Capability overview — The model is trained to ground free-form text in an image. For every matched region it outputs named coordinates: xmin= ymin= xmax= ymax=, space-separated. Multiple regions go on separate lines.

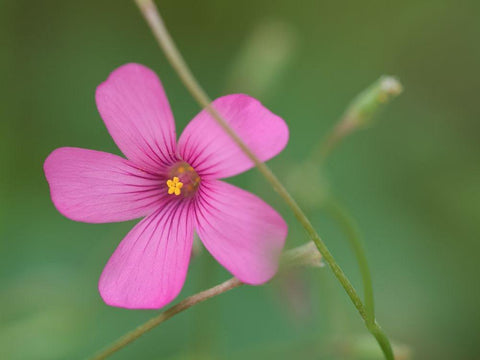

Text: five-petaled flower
xmin=44 ymin=64 xmax=289 ymax=309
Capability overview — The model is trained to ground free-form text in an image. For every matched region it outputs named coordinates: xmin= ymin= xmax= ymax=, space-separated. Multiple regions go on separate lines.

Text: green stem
xmin=89 ymin=278 xmax=243 ymax=360
xmin=133 ymin=1 xmax=394 ymax=359
xmin=325 ymin=199 xmax=375 ymax=324
xmin=312 ymin=76 xmax=403 ymax=164
xmin=370 ymin=321 xmax=395 ymax=360
xmin=325 ymin=201 xmax=395 ymax=357
xmin=314 ymin=116 xmax=356 ymax=164
xmin=89 ymin=243 xmax=321 ymax=360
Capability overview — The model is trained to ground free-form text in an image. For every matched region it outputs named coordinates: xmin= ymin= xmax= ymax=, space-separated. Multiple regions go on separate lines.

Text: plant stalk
xmin=89 ymin=278 xmax=242 ymax=360
xmin=325 ymin=200 xmax=375 ymax=324
xmin=89 ymin=243 xmax=321 ymax=360
xmin=132 ymin=1 xmax=394 ymax=359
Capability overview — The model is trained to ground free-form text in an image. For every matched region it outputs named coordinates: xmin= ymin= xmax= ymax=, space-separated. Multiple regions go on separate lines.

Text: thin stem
xmin=89 ymin=243 xmax=321 ymax=360
xmin=325 ymin=199 xmax=375 ymax=324
xmin=312 ymin=76 xmax=403 ymax=164
xmin=134 ymin=1 xmax=394 ymax=359
xmin=315 ymin=116 xmax=356 ymax=164
xmin=325 ymin=201 xmax=395 ymax=357
xmin=370 ymin=321 xmax=396 ymax=360
xmin=89 ymin=278 xmax=243 ymax=360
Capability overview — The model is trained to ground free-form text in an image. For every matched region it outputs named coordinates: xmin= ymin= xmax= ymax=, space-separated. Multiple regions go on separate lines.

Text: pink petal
xmin=96 ymin=63 xmax=177 ymax=171
xmin=44 ymin=147 xmax=165 ymax=223
xmin=178 ymin=94 xmax=289 ymax=179
xmin=99 ymin=199 xmax=195 ymax=309
xmin=194 ymin=180 xmax=287 ymax=284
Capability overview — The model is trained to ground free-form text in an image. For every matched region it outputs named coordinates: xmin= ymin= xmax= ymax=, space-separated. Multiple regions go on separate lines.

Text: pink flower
xmin=44 ymin=64 xmax=288 ymax=309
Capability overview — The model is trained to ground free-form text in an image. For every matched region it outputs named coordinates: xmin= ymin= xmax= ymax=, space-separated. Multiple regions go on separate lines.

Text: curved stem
xmin=89 ymin=278 xmax=243 ymax=360
xmin=326 ymin=201 xmax=395 ymax=357
xmin=133 ymin=1 xmax=394 ymax=359
xmin=325 ymin=199 xmax=375 ymax=324
xmin=370 ymin=321 xmax=396 ymax=359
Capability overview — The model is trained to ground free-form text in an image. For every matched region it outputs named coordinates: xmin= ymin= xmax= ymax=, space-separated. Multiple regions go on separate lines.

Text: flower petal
xmin=99 ymin=199 xmax=195 ymax=309
xmin=96 ymin=63 xmax=177 ymax=171
xmin=44 ymin=147 xmax=165 ymax=223
xmin=194 ymin=180 xmax=287 ymax=284
xmin=178 ymin=94 xmax=289 ymax=179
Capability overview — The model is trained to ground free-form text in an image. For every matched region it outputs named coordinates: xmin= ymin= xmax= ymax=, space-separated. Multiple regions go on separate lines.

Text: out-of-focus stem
xmin=133 ymin=1 xmax=394 ymax=359
xmin=314 ymin=76 xmax=403 ymax=163
xmin=325 ymin=200 xmax=375 ymax=324
xmin=89 ymin=243 xmax=321 ymax=360
xmin=89 ymin=277 xmax=243 ymax=360
xmin=324 ymin=202 xmax=398 ymax=357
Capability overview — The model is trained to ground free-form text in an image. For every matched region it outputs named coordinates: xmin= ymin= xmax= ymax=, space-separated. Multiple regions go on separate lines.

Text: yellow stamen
xmin=166 ymin=176 xmax=183 ymax=196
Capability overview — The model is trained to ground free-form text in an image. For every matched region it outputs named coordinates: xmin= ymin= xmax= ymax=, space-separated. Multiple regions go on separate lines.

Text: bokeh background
xmin=1 ymin=0 xmax=479 ymax=359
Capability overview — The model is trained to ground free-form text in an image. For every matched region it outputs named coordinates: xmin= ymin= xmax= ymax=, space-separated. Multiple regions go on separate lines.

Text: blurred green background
xmin=1 ymin=0 xmax=479 ymax=359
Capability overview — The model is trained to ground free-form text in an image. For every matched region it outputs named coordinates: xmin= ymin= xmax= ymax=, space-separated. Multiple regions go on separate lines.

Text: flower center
xmin=166 ymin=177 xmax=183 ymax=196
xmin=166 ymin=162 xmax=200 ymax=197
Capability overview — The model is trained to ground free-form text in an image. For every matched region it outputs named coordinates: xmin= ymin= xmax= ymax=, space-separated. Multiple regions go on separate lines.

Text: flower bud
xmin=343 ymin=76 xmax=403 ymax=130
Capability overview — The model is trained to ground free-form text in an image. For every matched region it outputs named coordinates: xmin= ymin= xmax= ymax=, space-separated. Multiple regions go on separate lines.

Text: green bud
xmin=344 ymin=76 xmax=403 ymax=129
